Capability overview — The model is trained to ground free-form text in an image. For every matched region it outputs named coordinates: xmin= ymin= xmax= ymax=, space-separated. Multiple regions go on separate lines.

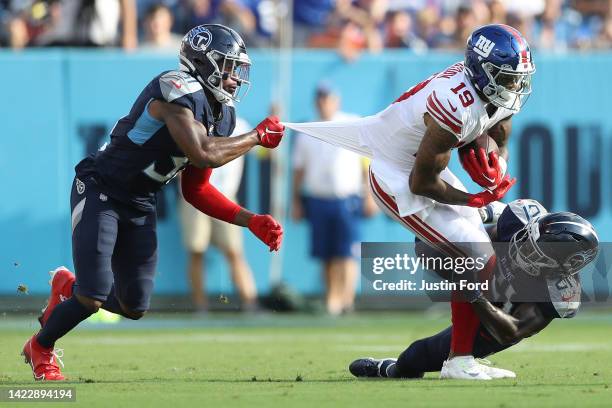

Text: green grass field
xmin=1 ymin=311 xmax=611 ymax=408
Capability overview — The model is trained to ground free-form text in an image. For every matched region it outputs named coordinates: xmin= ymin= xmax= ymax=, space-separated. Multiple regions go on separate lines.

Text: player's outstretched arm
xmin=149 ymin=100 xmax=284 ymax=168
xmin=410 ymin=114 xmax=515 ymax=207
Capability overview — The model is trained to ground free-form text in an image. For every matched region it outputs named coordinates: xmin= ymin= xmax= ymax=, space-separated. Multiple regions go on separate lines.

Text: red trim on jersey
xmin=426 ymin=93 xmax=461 ymax=135
xmin=394 ymin=77 xmax=434 ymax=103
xmin=368 ymin=169 xmax=466 ymax=258
xmin=432 ymin=91 xmax=462 ymax=125
xmin=181 ymin=165 xmax=242 ymax=223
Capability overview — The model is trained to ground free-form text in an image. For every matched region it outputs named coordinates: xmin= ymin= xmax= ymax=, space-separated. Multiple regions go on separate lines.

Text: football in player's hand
xmin=458 ymin=133 xmax=498 ymax=162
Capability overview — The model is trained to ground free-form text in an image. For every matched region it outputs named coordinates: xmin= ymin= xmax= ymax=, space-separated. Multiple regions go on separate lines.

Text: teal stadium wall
xmin=1 ymin=49 xmax=611 ymax=296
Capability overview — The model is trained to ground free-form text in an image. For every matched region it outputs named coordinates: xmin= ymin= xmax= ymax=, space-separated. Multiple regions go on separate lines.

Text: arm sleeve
xmin=181 ymin=165 xmax=242 ymax=224
xmin=425 ymin=89 xmax=463 ymax=139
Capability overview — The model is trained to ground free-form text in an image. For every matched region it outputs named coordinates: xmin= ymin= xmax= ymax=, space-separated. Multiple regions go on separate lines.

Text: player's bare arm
xmin=470 ymin=297 xmax=551 ymax=345
xmin=409 ymin=114 xmax=477 ymax=205
xmin=149 ymin=100 xmax=259 ymax=168
xmin=488 ymin=115 xmax=512 ymax=160
xmin=411 ymin=113 xmax=516 ymax=208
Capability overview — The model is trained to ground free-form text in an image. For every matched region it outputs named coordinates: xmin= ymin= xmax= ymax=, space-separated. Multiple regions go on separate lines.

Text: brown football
xmin=458 ymin=134 xmax=498 ymax=165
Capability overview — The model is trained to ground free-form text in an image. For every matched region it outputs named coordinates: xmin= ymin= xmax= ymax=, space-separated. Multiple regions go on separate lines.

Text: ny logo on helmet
xmin=188 ymin=26 xmax=212 ymax=51
xmin=474 ymin=35 xmax=495 ymax=59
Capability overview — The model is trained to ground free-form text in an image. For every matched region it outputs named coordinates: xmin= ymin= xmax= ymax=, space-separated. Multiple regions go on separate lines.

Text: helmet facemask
xmin=509 ymin=220 xmax=556 ymax=277
xmin=180 ymin=48 xmax=251 ymax=104
xmin=509 ymin=218 xmax=598 ymax=277
xmin=204 ymin=49 xmax=251 ymax=103
xmin=482 ymin=62 xmax=535 ymax=112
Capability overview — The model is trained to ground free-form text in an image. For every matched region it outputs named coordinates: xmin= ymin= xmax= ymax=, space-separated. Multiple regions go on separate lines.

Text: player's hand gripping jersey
xmin=489 ymin=199 xmax=581 ymax=319
xmin=75 ymin=70 xmax=236 ymax=212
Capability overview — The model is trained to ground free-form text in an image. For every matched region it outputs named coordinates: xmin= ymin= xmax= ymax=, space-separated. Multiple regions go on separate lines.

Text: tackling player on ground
xmin=22 ymin=24 xmax=285 ymax=381
xmin=285 ymin=24 xmax=536 ymax=378
xmin=349 ymin=199 xmax=599 ymax=379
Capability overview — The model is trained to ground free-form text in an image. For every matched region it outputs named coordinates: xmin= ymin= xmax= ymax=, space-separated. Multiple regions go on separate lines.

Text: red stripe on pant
xmin=368 ymin=168 xmax=483 ymax=355
xmin=368 ymin=170 xmax=465 ymax=258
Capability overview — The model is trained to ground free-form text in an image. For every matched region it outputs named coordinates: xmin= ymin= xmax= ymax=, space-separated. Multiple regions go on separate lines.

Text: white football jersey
xmin=284 ymin=61 xmax=517 ymax=216
xmin=359 ymin=61 xmax=516 ymax=215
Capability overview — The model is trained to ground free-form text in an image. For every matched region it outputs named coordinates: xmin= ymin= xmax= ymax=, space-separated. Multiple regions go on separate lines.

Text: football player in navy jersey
xmin=349 ymin=199 xmax=599 ymax=380
xmin=22 ymin=24 xmax=285 ymax=381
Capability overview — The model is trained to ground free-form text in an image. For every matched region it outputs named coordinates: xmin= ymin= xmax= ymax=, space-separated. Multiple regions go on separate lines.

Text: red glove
xmin=460 ymin=148 xmax=504 ymax=190
xmin=255 ymin=115 xmax=284 ymax=148
xmin=248 ymin=214 xmax=283 ymax=251
xmin=467 ymin=176 xmax=516 ymax=208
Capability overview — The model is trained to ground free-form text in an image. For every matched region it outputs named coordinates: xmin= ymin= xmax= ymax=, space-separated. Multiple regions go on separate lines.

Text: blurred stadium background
xmin=1 ymin=1 xmax=612 ymax=405
xmin=2 ymin=0 xmax=612 ymax=311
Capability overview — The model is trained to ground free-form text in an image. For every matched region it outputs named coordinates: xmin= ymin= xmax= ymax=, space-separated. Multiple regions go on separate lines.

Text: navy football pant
xmin=70 ymin=176 xmax=157 ymax=312
xmin=393 ymin=326 xmax=512 ymax=378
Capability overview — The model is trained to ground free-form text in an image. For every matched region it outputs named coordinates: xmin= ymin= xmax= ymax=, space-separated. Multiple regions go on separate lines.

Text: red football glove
xmin=460 ymin=148 xmax=504 ymax=190
xmin=248 ymin=214 xmax=283 ymax=252
xmin=255 ymin=115 xmax=285 ymax=148
xmin=466 ymin=176 xmax=516 ymax=208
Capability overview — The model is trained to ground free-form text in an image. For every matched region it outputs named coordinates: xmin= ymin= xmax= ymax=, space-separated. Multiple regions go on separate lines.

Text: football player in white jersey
xmin=285 ymin=24 xmax=536 ymax=379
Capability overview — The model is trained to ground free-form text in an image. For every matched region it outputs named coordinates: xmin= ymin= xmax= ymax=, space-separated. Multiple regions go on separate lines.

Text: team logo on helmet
xmin=474 ymin=35 xmax=495 ymax=59
xmin=188 ymin=26 xmax=212 ymax=51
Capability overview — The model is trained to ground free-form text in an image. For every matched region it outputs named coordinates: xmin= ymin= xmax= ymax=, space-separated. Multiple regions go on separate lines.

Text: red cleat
xmin=22 ymin=334 xmax=66 ymax=381
xmin=39 ymin=267 xmax=75 ymax=327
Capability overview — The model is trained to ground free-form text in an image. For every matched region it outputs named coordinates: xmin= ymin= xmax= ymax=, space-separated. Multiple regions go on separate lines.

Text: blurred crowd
xmin=2 ymin=0 xmax=612 ymax=55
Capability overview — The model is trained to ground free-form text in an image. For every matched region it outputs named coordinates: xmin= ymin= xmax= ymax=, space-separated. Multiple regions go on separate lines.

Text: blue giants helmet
xmin=464 ymin=24 xmax=535 ymax=112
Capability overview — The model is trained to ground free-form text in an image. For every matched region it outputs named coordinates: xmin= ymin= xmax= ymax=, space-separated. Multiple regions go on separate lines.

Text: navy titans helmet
xmin=464 ymin=24 xmax=535 ymax=112
xmin=179 ymin=24 xmax=251 ymax=104
xmin=509 ymin=212 xmax=599 ymax=277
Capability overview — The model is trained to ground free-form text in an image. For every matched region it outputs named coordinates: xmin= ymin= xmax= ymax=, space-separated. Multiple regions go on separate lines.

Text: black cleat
xmin=349 ymin=357 xmax=397 ymax=378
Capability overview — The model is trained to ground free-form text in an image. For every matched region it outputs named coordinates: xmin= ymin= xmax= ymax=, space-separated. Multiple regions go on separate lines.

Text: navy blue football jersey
xmin=491 ymin=199 xmax=581 ymax=319
xmin=75 ymin=70 xmax=236 ymax=211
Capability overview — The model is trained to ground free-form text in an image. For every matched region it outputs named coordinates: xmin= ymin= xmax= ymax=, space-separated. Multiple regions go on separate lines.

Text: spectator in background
xmin=34 ymin=0 xmax=138 ymax=49
xmin=178 ymin=117 xmax=259 ymax=313
xmin=292 ymin=0 xmax=335 ymax=47
xmin=415 ymin=5 xmax=443 ymax=47
xmin=595 ymin=15 xmax=612 ymax=48
xmin=449 ymin=4 xmax=479 ymax=48
xmin=533 ymin=0 xmax=567 ymax=50
xmin=1 ymin=0 xmax=53 ymax=48
xmin=291 ymin=82 xmax=378 ymax=316
xmin=234 ymin=0 xmax=280 ymax=46
xmin=384 ymin=9 xmax=427 ymax=50
xmin=140 ymin=3 xmax=182 ymax=51
xmin=335 ymin=0 xmax=385 ymax=59
xmin=294 ymin=0 xmax=385 ymax=59
xmin=175 ymin=0 xmax=257 ymax=45
xmin=489 ymin=0 xmax=508 ymax=25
